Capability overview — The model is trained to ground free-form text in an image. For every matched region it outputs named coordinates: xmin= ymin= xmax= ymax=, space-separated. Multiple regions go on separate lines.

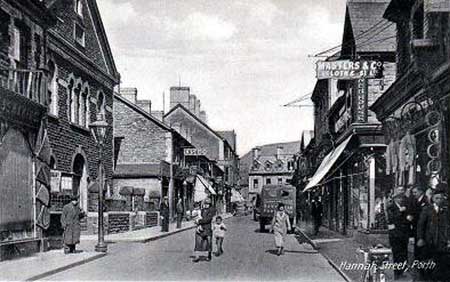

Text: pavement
xmin=296 ymin=221 xmax=413 ymax=282
xmin=0 ymin=214 xmax=231 ymax=282
xmin=41 ymin=216 xmax=344 ymax=281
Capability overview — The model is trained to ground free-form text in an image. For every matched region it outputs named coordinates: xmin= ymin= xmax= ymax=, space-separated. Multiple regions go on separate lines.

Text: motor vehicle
xmin=258 ymin=184 xmax=296 ymax=232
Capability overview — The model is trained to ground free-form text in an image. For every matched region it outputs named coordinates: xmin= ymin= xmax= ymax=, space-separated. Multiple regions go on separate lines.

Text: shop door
xmin=0 ymin=129 xmax=33 ymax=238
xmin=72 ymin=154 xmax=88 ymax=212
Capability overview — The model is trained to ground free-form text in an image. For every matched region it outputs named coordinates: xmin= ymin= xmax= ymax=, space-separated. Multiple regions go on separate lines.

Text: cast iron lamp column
xmin=90 ymin=114 xmax=108 ymax=253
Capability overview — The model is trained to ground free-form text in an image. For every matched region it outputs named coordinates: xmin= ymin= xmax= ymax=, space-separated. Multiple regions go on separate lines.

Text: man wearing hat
xmin=160 ymin=196 xmax=170 ymax=232
xmin=387 ymin=193 xmax=410 ymax=280
xmin=193 ymin=198 xmax=216 ymax=262
xmin=61 ymin=194 xmax=85 ymax=254
xmin=416 ymin=184 xmax=449 ymax=280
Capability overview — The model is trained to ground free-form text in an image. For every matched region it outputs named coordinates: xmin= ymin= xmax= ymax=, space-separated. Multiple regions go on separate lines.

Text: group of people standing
xmin=387 ymin=183 xmax=449 ymax=281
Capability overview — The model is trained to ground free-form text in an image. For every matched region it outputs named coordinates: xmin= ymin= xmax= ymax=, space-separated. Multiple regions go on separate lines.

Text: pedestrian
xmin=387 ymin=193 xmax=410 ymax=280
xmin=61 ymin=195 xmax=85 ymax=254
xmin=160 ymin=196 xmax=170 ymax=232
xmin=270 ymin=203 xmax=291 ymax=256
xmin=416 ymin=184 xmax=449 ymax=281
xmin=176 ymin=198 xmax=184 ymax=229
xmin=213 ymin=215 xmax=227 ymax=256
xmin=311 ymin=197 xmax=323 ymax=235
xmin=192 ymin=198 xmax=216 ymax=262
xmin=409 ymin=186 xmax=429 ymax=262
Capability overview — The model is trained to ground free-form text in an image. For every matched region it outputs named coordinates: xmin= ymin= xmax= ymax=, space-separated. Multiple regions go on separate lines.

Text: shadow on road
xmin=265 ymin=249 xmax=318 ymax=256
xmin=254 ymin=229 xmax=271 ymax=233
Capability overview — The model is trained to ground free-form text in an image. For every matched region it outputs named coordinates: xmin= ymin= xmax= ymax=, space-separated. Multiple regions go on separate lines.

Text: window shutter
xmin=425 ymin=0 xmax=450 ymax=12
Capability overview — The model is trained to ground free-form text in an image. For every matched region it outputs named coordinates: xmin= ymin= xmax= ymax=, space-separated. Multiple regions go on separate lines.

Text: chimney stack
xmin=200 ymin=110 xmax=207 ymax=123
xmin=253 ymin=147 xmax=260 ymax=160
xmin=120 ymin=87 xmax=138 ymax=104
xmin=151 ymin=111 xmax=164 ymax=122
xmin=276 ymin=146 xmax=283 ymax=159
xmin=136 ymin=99 xmax=151 ymax=114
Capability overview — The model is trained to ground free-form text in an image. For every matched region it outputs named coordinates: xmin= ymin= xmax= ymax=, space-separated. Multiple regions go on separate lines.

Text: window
xmin=12 ymin=24 xmax=28 ymax=68
xmin=71 ymin=83 xmax=81 ymax=124
xmin=74 ymin=23 xmax=85 ymax=47
xmin=47 ymin=60 xmax=58 ymax=116
xmin=67 ymin=79 xmax=74 ymax=121
xmin=253 ymin=179 xmax=259 ymax=189
xmin=278 ymin=178 xmax=283 ymax=185
xmin=266 ymin=178 xmax=271 ymax=185
xmin=78 ymin=87 xmax=89 ymax=127
xmin=75 ymin=0 xmax=83 ymax=17
xmin=97 ymin=91 xmax=105 ymax=118
xmin=413 ymin=4 xmax=425 ymax=40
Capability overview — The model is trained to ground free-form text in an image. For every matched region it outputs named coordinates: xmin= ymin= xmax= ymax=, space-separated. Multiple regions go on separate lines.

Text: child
xmin=212 ymin=216 xmax=227 ymax=256
xmin=191 ymin=203 xmax=203 ymax=234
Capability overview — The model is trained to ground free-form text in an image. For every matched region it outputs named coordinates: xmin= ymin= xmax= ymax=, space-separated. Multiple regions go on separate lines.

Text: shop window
xmin=74 ymin=23 xmax=85 ymax=47
xmin=47 ymin=60 xmax=58 ymax=116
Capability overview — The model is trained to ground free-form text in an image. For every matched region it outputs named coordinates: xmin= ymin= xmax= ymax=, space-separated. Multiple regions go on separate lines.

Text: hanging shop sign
xmin=316 ymin=60 xmax=383 ymax=80
xmin=356 ymin=78 xmax=368 ymax=122
xmin=50 ymin=170 xmax=62 ymax=193
xmin=184 ymin=148 xmax=207 ymax=156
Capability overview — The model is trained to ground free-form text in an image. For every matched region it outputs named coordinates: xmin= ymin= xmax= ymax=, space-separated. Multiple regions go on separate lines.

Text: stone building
xmin=44 ymin=0 xmax=120 ymax=236
xmin=371 ymin=1 xmax=449 ymax=201
xmin=0 ymin=0 xmax=55 ymax=260
xmin=247 ymin=141 xmax=300 ymax=203
xmin=303 ymin=0 xmax=397 ymax=235
xmin=113 ymin=89 xmax=195 ymax=221
xmin=164 ymin=94 xmax=239 ymax=213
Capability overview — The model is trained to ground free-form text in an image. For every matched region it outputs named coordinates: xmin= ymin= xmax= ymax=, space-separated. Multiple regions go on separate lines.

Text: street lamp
xmin=90 ymin=114 xmax=108 ymax=253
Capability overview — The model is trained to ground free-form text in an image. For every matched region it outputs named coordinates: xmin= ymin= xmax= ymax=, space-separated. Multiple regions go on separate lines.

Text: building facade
xmin=44 ymin=0 xmax=120 ymax=236
xmin=371 ymin=0 xmax=449 ymax=202
xmin=0 ymin=0 xmax=55 ymax=260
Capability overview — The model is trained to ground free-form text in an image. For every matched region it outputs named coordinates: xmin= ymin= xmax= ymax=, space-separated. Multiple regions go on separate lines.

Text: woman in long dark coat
xmin=160 ymin=196 xmax=170 ymax=232
xmin=61 ymin=195 xmax=85 ymax=254
xmin=192 ymin=198 xmax=216 ymax=262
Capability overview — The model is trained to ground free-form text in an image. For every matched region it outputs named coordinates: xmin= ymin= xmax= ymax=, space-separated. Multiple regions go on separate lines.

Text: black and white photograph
xmin=0 ymin=0 xmax=449 ymax=281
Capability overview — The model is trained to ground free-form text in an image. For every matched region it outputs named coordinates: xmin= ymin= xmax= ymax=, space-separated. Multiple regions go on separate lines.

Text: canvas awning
xmin=304 ymin=135 xmax=353 ymax=191
xmin=197 ymin=175 xmax=216 ymax=195
xmin=193 ymin=175 xmax=216 ymax=202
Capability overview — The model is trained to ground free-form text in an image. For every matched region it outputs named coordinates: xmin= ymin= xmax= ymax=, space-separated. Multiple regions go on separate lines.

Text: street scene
xmin=0 ymin=0 xmax=450 ymax=281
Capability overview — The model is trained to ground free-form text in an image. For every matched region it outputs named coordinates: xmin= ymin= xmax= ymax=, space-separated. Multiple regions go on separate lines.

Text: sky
xmin=96 ymin=0 xmax=347 ymax=156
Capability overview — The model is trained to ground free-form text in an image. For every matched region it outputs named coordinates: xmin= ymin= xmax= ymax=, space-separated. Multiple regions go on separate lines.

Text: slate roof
xmin=346 ymin=0 xmax=396 ymax=53
xmin=217 ymin=130 xmax=237 ymax=152
xmin=239 ymin=141 xmax=301 ymax=185
xmin=114 ymin=163 xmax=162 ymax=178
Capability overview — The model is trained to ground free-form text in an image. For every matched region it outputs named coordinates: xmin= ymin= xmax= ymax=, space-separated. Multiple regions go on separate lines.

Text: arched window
xmin=96 ymin=91 xmax=105 ymax=118
xmin=67 ymin=78 xmax=75 ymax=122
xmin=71 ymin=82 xmax=81 ymax=124
xmin=47 ymin=60 xmax=58 ymax=116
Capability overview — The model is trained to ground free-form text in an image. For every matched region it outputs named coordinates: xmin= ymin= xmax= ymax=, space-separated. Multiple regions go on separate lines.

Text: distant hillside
xmin=239 ymin=141 xmax=301 ymax=187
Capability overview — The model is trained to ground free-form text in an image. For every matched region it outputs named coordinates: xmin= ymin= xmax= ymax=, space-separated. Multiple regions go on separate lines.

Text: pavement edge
xmin=295 ymin=227 xmax=352 ymax=282
xmin=27 ymin=252 xmax=107 ymax=281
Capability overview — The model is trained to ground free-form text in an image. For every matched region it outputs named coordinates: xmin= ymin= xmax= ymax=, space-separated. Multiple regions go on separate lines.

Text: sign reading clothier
xmin=316 ymin=60 xmax=383 ymax=80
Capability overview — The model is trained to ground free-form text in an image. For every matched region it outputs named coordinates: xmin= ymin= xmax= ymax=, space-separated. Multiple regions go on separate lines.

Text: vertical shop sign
xmin=356 ymin=78 xmax=368 ymax=122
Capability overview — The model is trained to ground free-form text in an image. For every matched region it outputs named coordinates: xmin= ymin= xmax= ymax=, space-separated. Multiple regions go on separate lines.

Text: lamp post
xmin=90 ymin=114 xmax=108 ymax=253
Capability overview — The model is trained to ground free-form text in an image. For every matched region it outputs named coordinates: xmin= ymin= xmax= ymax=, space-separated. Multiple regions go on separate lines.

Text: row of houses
xmin=0 ymin=0 xmax=239 ymax=261
xmin=293 ymin=0 xmax=449 ymax=243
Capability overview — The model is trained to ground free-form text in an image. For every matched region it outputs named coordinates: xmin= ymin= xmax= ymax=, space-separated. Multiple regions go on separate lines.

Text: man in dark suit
xmin=311 ymin=197 xmax=323 ymax=235
xmin=160 ymin=196 xmax=170 ymax=232
xmin=417 ymin=185 xmax=449 ymax=281
xmin=409 ymin=186 xmax=429 ymax=256
xmin=387 ymin=193 xmax=410 ymax=280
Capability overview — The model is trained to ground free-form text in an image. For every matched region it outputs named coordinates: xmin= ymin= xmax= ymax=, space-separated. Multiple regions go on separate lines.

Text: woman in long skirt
xmin=270 ymin=203 xmax=291 ymax=256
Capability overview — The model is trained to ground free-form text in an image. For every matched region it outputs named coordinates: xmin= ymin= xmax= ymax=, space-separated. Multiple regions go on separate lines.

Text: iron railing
xmin=0 ymin=68 xmax=48 ymax=106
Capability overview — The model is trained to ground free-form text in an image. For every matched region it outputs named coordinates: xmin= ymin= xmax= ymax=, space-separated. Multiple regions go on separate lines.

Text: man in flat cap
xmin=160 ymin=196 xmax=170 ymax=232
xmin=417 ymin=183 xmax=449 ymax=280
xmin=61 ymin=194 xmax=85 ymax=254
xmin=387 ymin=193 xmax=410 ymax=280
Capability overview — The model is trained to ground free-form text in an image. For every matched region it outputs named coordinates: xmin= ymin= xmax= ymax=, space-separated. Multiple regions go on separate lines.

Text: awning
xmin=304 ymin=135 xmax=353 ymax=191
xmin=194 ymin=175 xmax=216 ymax=202
xmin=197 ymin=175 xmax=216 ymax=195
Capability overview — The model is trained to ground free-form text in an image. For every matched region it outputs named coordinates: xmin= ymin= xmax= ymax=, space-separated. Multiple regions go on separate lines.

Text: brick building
xmin=0 ymin=0 xmax=55 ymax=260
xmin=44 ymin=0 xmax=120 ymax=236
xmin=303 ymin=0 xmax=397 ymax=235
xmin=113 ymin=89 xmax=195 ymax=220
